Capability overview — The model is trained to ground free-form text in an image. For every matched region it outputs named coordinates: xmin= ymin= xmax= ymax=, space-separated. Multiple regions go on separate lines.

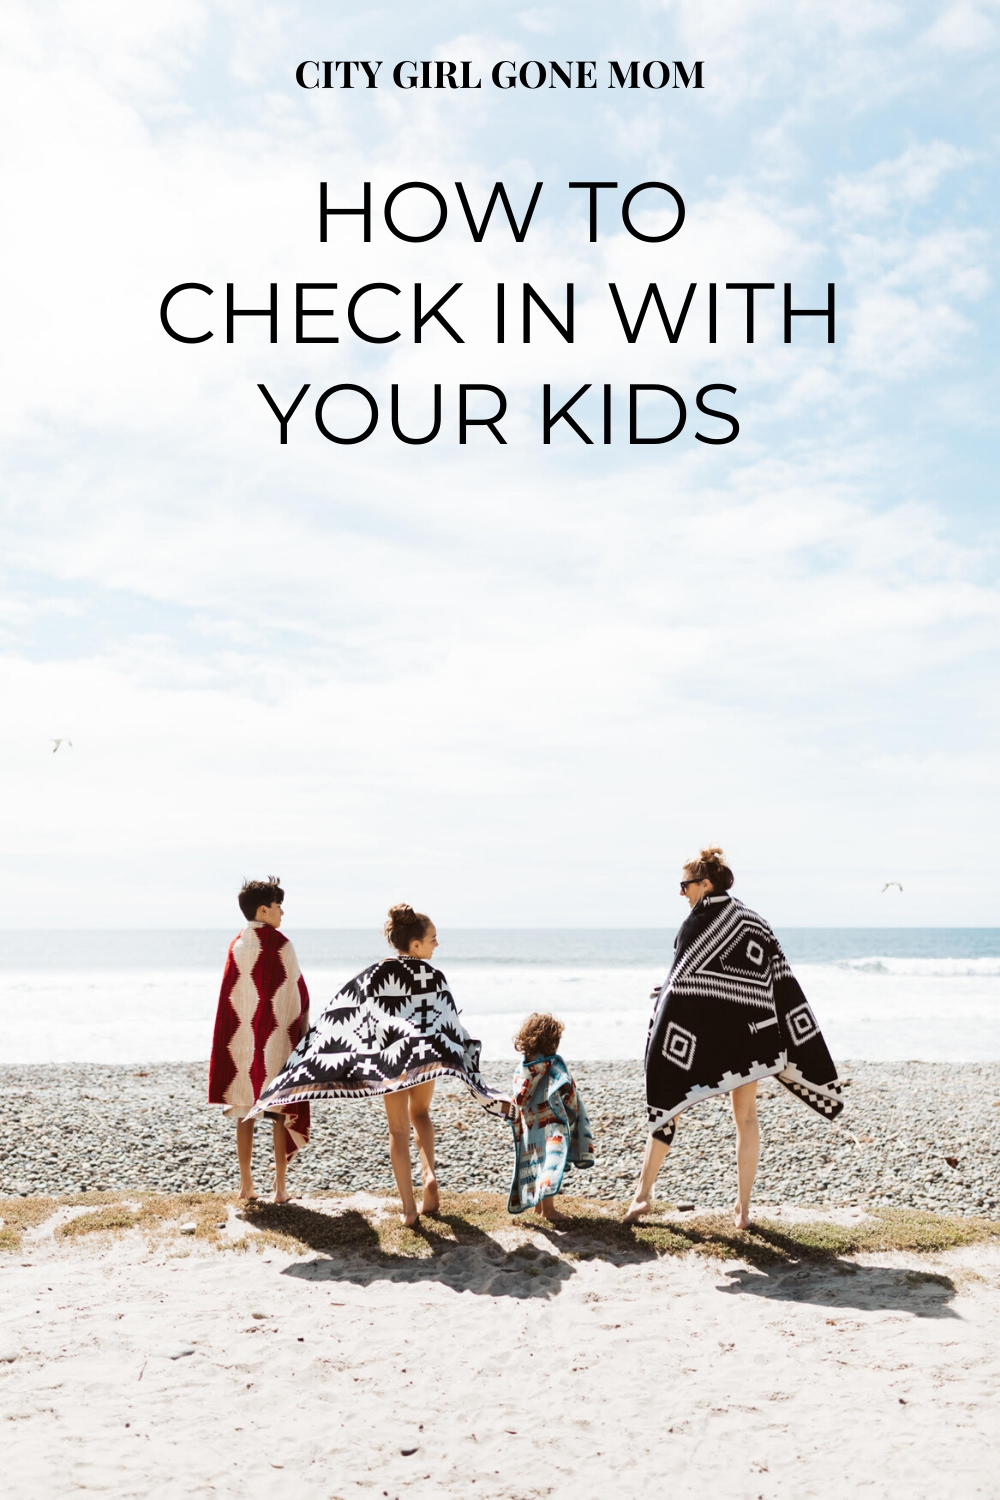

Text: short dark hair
xmin=513 ymin=1012 xmax=564 ymax=1059
xmin=384 ymin=903 xmax=432 ymax=953
xmin=238 ymin=877 xmax=284 ymax=921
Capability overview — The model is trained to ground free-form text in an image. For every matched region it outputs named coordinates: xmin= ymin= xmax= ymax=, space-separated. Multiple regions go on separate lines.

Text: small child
xmin=508 ymin=1013 xmax=594 ymax=1222
xmin=208 ymin=877 xmax=311 ymax=1203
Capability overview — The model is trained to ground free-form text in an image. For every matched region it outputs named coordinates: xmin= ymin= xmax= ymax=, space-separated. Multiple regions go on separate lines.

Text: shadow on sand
xmin=246 ymin=1201 xmax=960 ymax=1315
xmin=706 ymin=1222 xmax=959 ymax=1317
xmin=256 ymin=1203 xmax=576 ymax=1299
xmin=717 ymin=1265 xmax=958 ymax=1317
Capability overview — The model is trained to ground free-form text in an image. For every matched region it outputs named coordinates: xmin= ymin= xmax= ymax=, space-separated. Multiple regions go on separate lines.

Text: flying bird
xmin=881 ymin=881 xmax=903 ymax=893
xmin=51 ymin=739 xmax=73 ymax=753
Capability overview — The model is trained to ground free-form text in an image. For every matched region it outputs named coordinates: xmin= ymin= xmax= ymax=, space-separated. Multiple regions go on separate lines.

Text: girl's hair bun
xmin=384 ymin=903 xmax=432 ymax=953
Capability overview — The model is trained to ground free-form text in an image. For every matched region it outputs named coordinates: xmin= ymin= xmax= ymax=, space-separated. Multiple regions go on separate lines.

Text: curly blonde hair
xmin=513 ymin=1012 xmax=564 ymax=1059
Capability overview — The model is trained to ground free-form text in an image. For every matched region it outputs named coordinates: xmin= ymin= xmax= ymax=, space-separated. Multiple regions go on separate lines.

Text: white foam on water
xmin=836 ymin=956 xmax=1000 ymax=977
xmin=2 ymin=957 xmax=999 ymax=1063
xmin=0 ymin=966 xmax=660 ymax=1064
xmin=793 ymin=963 xmax=1000 ymax=1063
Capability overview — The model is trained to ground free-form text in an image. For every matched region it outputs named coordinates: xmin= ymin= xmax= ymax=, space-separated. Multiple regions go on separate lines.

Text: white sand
xmin=2 ymin=1199 xmax=999 ymax=1498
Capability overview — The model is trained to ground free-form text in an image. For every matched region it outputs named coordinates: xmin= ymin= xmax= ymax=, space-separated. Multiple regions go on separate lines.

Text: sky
xmin=0 ymin=0 xmax=998 ymax=928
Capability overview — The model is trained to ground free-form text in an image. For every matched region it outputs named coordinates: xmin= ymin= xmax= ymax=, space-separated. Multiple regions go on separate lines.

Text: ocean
xmin=1 ymin=928 xmax=999 ymax=1066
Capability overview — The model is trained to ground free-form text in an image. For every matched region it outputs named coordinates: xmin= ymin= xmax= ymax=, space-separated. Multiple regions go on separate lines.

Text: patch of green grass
xmin=125 ymin=1192 xmax=238 ymax=1243
xmin=238 ymin=1193 xmax=1000 ymax=1269
xmin=0 ymin=1196 xmax=61 ymax=1252
xmin=58 ymin=1206 xmax=138 ymax=1238
xmin=0 ymin=1191 xmax=239 ymax=1251
xmin=3 ymin=1191 xmax=999 ymax=1269
xmin=562 ymin=1204 xmax=1000 ymax=1268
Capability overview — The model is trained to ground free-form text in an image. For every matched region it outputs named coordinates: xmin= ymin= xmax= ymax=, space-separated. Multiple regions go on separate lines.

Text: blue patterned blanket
xmin=508 ymin=1054 xmax=594 ymax=1214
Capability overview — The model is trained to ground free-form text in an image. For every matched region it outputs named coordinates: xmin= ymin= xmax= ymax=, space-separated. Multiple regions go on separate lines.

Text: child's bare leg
xmin=535 ymin=1195 xmax=572 ymax=1224
xmin=236 ymin=1117 xmax=256 ymax=1199
xmin=407 ymin=1081 xmax=438 ymax=1214
xmin=272 ymin=1119 xmax=290 ymax=1204
xmin=384 ymin=1090 xmax=419 ymax=1226
xmin=624 ymin=1134 xmax=671 ymax=1223
xmin=731 ymin=1081 xmax=759 ymax=1229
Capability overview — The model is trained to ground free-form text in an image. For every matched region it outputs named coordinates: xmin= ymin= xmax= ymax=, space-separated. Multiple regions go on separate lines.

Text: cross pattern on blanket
xmin=251 ymin=957 xmax=510 ymax=1117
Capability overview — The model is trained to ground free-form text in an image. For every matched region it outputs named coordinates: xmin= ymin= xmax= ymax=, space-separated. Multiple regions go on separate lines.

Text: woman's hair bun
xmin=685 ymin=845 xmax=735 ymax=892
xmin=384 ymin=902 xmax=432 ymax=953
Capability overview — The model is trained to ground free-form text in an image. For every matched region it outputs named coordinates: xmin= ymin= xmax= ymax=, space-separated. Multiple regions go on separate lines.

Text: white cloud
xmin=0 ymin=0 xmax=998 ymax=926
xmin=921 ymin=2 xmax=998 ymax=52
xmin=830 ymin=142 xmax=972 ymax=221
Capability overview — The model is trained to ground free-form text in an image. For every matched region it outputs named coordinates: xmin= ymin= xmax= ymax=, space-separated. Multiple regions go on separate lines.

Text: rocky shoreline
xmin=2 ymin=1060 xmax=998 ymax=1215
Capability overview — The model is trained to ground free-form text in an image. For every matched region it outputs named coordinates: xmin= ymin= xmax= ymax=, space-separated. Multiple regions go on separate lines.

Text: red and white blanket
xmin=208 ymin=922 xmax=310 ymax=1157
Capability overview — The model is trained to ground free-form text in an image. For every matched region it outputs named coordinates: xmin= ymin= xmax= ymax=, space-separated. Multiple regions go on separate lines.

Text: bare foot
xmin=420 ymin=1179 xmax=440 ymax=1216
xmin=535 ymin=1201 xmax=572 ymax=1224
xmin=273 ymin=1190 xmax=292 ymax=1205
xmin=401 ymin=1210 xmax=420 ymax=1228
xmin=238 ymin=1185 xmax=257 ymax=1201
xmin=623 ymin=1197 xmax=652 ymax=1225
xmin=734 ymin=1203 xmax=751 ymax=1230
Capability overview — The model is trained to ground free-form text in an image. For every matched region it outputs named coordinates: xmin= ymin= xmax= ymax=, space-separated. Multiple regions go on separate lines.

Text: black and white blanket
xmin=646 ymin=894 xmax=843 ymax=1144
xmin=249 ymin=957 xmax=510 ymax=1119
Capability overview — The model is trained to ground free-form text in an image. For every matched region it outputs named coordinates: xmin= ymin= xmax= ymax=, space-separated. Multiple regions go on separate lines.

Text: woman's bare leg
xmin=623 ymin=1134 xmax=671 ymax=1223
xmin=384 ymin=1090 xmax=419 ymax=1226
xmin=236 ymin=1117 xmax=256 ymax=1199
xmin=407 ymin=1081 xmax=439 ymax=1215
xmin=731 ymin=1081 xmax=760 ymax=1229
xmin=272 ymin=1119 xmax=290 ymax=1204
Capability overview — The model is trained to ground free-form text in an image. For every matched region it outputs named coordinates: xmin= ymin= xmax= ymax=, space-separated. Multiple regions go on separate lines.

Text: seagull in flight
xmin=881 ymin=881 xmax=903 ymax=893
xmin=51 ymin=739 xmax=73 ymax=753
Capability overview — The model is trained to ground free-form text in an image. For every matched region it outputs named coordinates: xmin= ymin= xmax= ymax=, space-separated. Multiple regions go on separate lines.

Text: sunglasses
xmin=679 ymin=878 xmax=703 ymax=891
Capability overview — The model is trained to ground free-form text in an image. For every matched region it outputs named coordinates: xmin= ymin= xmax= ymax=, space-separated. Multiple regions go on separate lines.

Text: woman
xmin=624 ymin=847 xmax=843 ymax=1230
xmin=250 ymin=904 xmax=509 ymax=1226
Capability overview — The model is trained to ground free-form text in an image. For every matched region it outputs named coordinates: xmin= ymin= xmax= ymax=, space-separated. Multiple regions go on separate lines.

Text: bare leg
xmin=407 ymin=1082 xmax=439 ymax=1215
xmin=272 ymin=1119 xmax=290 ymax=1204
xmin=624 ymin=1134 xmax=671 ymax=1223
xmin=535 ymin=1196 xmax=572 ymax=1224
xmin=731 ymin=1081 xmax=760 ymax=1229
xmin=384 ymin=1090 xmax=419 ymax=1226
xmin=236 ymin=1117 xmax=256 ymax=1200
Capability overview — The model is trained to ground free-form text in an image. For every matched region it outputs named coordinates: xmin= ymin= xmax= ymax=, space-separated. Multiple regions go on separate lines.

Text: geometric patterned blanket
xmin=248 ymin=956 xmax=510 ymax=1121
xmin=208 ymin=922 xmax=311 ymax=1158
xmin=507 ymin=1054 xmax=594 ymax=1214
xmin=646 ymin=894 xmax=843 ymax=1145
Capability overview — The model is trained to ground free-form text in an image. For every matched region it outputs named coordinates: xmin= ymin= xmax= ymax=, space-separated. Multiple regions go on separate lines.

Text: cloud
xmin=830 ymin=142 xmax=972 ymax=221
xmin=0 ymin=0 xmax=998 ymax=926
xmin=921 ymin=2 xmax=998 ymax=52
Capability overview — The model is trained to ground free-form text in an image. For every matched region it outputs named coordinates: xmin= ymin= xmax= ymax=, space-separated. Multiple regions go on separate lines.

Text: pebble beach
xmin=2 ymin=1059 xmax=998 ymax=1215
xmin=3 ymin=1061 xmax=1000 ymax=1499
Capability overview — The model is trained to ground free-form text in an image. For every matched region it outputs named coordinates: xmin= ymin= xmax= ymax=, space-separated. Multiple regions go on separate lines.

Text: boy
xmin=208 ymin=877 xmax=310 ymax=1202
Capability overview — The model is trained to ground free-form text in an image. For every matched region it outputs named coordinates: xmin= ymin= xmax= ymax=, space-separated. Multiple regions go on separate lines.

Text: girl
xmin=249 ymin=903 xmax=509 ymax=1226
